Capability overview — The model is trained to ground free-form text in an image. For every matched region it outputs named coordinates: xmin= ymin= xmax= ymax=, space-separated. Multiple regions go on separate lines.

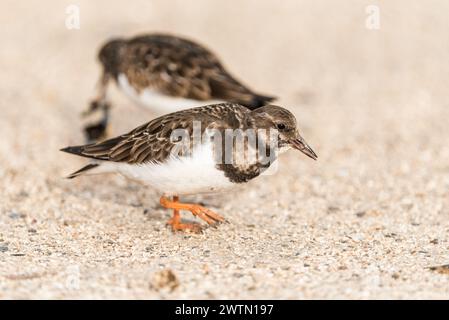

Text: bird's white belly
xmin=111 ymin=141 xmax=234 ymax=195
xmin=117 ymin=74 xmax=221 ymax=114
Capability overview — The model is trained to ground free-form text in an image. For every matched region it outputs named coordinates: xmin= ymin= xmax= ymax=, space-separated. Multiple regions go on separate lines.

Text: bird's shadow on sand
xmin=56 ymin=175 xmax=234 ymax=222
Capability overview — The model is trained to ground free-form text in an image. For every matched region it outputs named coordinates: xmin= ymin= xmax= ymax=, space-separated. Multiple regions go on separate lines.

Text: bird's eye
xmin=276 ymin=123 xmax=286 ymax=130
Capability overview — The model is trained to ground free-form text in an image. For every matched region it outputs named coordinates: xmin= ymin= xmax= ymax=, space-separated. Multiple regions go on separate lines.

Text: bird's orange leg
xmin=161 ymin=196 xmax=225 ymax=233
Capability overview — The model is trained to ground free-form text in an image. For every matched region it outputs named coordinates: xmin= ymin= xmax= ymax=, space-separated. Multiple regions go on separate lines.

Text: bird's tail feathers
xmin=248 ymin=93 xmax=276 ymax=109
xmin=66 ymin=163 xmax=100 ymax=179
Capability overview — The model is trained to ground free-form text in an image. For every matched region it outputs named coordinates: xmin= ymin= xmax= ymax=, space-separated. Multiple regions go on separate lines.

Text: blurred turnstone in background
xmin=83 ymin=34 xmax=275 ymax=141
xmin=63 ymin=103 xmax=316 ymax=233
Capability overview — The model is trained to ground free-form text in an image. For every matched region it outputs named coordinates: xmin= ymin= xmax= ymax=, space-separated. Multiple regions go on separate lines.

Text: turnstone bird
xmin=83 ymin=33 xmax=275 ymax=141
xmin=64 ymin=103 xmax=316 ymax=233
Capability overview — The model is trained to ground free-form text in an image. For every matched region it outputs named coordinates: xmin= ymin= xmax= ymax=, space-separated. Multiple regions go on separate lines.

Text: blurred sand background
xmin=0 ymin=0 xmax=448 ymax=299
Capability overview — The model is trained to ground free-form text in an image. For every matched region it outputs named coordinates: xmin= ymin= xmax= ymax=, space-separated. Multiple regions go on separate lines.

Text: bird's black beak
xmin=289 ymin=137 xmax=317 ymax=160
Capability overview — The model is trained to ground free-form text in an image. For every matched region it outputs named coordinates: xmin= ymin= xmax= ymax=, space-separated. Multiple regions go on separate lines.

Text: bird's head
xmin=251 ymin=105 xmax=317 ymax=160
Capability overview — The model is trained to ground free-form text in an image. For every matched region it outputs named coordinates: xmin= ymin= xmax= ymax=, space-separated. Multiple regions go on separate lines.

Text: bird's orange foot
xmin=166 ymin=218 xmax=203 ymax=234
xmin=160 ymin=196 xmax=225 ymax=232
xmin=188 ymin=204 xmax=225 ymax=225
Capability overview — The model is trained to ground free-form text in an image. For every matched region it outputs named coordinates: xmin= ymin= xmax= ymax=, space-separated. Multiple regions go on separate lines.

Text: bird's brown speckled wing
xmin=62 ymin=103 xmax=250 ymax=164
xmin=112 ymin=34 xmax=274 ymax=108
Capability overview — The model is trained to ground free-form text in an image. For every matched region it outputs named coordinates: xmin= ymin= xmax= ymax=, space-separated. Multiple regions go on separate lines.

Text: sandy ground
xmin=1 ymin=0 xmax=448 ymax=299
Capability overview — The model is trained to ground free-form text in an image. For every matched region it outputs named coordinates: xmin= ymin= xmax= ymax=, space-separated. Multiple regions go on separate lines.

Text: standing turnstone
xmin=64 ymin=103 xmax=316 ymax=233
xmin=83 ymin=33 xmax=275 ymax=141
